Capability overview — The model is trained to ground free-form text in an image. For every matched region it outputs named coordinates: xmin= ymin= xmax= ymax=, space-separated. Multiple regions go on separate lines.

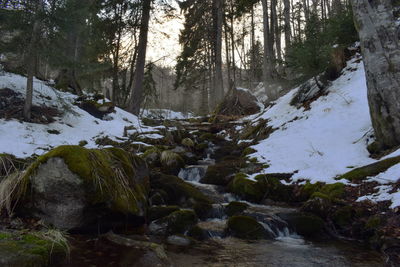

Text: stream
xmin=63 ymin=127 xmax=384 ymax=267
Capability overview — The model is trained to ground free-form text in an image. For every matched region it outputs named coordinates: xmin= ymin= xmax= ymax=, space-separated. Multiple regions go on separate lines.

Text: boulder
xmin=17 ymin=145 xmax=149 ymax=230
xmin=226 ymin=215 xmax=266 ymax=239
xmin=215 ymin=88 xmax=262 ymax=116
xmin=0 ymin=230 xmax=67 ymax=267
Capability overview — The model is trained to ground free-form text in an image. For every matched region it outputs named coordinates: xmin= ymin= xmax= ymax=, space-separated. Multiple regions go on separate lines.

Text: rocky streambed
xmin=0 ymin=117 xmax=395 ymax=266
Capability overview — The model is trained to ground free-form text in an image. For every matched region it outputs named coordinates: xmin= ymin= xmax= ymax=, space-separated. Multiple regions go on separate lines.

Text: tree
xmin=351 ymin=0 xmax=400 ymax=151
xmin=261 ymin=0 xmax=278 ymax=100
xmin=127 ymin=0 xmax=152 ymax=115
xmin=24 ymin=0 xmax=42 ymax=121
xmin=212 ymin=0 xmax=224 ymax=107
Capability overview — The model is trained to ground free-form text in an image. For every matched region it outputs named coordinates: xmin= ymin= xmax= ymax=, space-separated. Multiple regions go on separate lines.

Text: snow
xmin=0 ymin=72 xmax=162 ymax=157
xmin=142 ymin=108 xmax=194 ymax=120
xmin=243 ymin=56 xmax=400 ymax=208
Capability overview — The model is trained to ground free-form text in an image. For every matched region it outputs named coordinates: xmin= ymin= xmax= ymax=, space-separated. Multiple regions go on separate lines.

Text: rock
xmin=193 ymin=202 xmax=213 ymax=219
xmin=104 ymin=231 xmax=170 ymax=266
xmin=225 ymin=201 xmax=249 ymax=217
xmin=74 ymin=94 xmax=115 ymax=120
xmin=150 ymin=172 xmax=212 ymax=206
xmin=166 ymin=210 xmax=198 ymax=234
xmin=301 ymin=197 xmax=332 ymax=218
xmin=148 ymin=206 xmax=180 ymax=222
xmin=167 ymin=235 xmax=191 ymax=246
xmin=254 ymin=175 xmax=293 ymax=202
xmin=278 ymin=212 xmax=325 ymax=238
xmin=215 ymin=88 xmax=262 ymax=116
xmin=22 ymin=145 xmax=149 ymax=230
xmin=0 ymin=230 xmax=67 ymax=267
xmin=338 ymin=156 xmax=400 ymax=182
xmin=290 ymin=75 xmax=328 ymax=109
xmin=200 ymin=159 xmax=244 ymax=186
xmin=181 ymin=138 xmax=195 ymax=148
xmin=160 ymin=150 xmax=185 ymax=175
xmin=142 ymin=147 xmax=161 ymax=167
xmin=226 ymin=215 xmax=266 ymax=240
xmin=228 ymin=173 xmax=264 ymax=202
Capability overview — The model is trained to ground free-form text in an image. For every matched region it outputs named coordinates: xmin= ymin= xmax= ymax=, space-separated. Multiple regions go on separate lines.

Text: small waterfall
xmin=178 ymin=165 xmax=208 ymax=182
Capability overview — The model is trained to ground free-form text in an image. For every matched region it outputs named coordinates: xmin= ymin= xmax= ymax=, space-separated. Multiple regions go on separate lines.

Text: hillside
xmin=241 ymin=55 xmax=400 ymax=209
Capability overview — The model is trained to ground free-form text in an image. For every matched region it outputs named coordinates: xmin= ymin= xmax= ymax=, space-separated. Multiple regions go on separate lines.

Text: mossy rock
xmin=166 ymin=210 xmax=198 ymax=234
xmin=225 ymin=201 xmax=249 ymax=217
xmin=338 ymin=156 xmax=400 ymax=182
xmin=240 ymin=120 xmax=273 ymax=141
xmin=194 ymin=143 xmax=208 ymax=152
xmin=193 ymin=202 xmax=213 ymax=220
xmin=160 ymin=150 xmax=185 ymax=175
xmin=227 ymin=216 xmax=266 ymax=240
xmin=333 ymin=206 xmax=354 ymax=228
xmin=199 ymin=133 xmax=221 ymax=143
xmin=278 ymin=212 xmax=325 ymax=238
xmin=301 ymin=197 xmax=332 ymax=218
xmin=150 ymin=172 xmax=212 ymax=206
xmin=0 ymin=230 xmax=68 ymax=267
xmin=228 ymin=173 xmax=264 ymax=202
xmin=254 ymin=175 xmax=293 ymax=202
xmin=241 ymin=147 xmax=256 ymax=157
xmin=187 ymin=225 xmax=207 ymax=241
xmin=200 ymin=159 xmax=244 ymax=186
xmin=142 ymin=147 xmax=161 ymax=167
xmin=148 ymin=206 xmax=180 ymax=222
xmin=311 ymin=183 xmax=346 ymax=201
xmin=297 ymin=182 xmax=324 ymax=201
xmin=10 ymin=145 xmax=149 ymax=230
xmin=365 ymin=216 xmax=383 ymax=230
xmin=181 ymin=138 xmax=195 ymax=148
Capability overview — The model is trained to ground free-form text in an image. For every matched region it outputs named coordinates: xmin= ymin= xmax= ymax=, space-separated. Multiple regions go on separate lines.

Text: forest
xmin=0 ymin=0 xmax=399 ymax=266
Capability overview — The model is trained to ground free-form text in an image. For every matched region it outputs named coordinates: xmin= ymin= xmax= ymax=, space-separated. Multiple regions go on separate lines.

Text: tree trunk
xmin=284 ymin=0 xmax=291 ymax=50
xmin=351 ymin=0 xmax=400 ymax=150
xmin=24 ymin=1 xmax=41 ymax=121
xmin=261 ymin=0 xmax=277 ymax=101
xmin=213 ymin=0 xmax=224 ymax=108
xmin=127 ymin=0 xmax=151 ymax=116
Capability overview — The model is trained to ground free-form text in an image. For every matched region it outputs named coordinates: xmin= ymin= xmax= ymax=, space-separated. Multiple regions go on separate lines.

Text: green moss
xmin=228 ymin=173 xmax=264 ymax=202
xmin=182 ymin=138 xmax=195 ymax=148
xmin=166 ymin=210 xmax=198 ymax=234
xmin=365 ymin=216 xmax=382 ymax=230
xmin=280 ymin=213 xmax=325 ymax=238
xmin=0 ymin=230 xmax=68 ymax=266
xmin=240 ymin=120 xmax=271 ymax=141
xmin=254 ymin=175 xmax=293 ymax=202
xmin=227 ymin=216 xmax=266 ymax=239
xmin=225 ymin=201 xmax=249 ymax=216
xmin=148 ymin=205 xmax=180 ymax=221
xmin=333 ymin=206 xmax=354 ymax=227
xmin=150 ymin=173 xmax=212 ymax=205
xmin=338 ymin=156 xmax=400 ymax=182
xmin=201 ymin=160 xmax=243 ymax=186
xmin=311 ymin=183 xmax=346 ymax=201
xmin=160 ymin=150 xmax=185 ymax=174
xmin=20 ymin=145 xmax=149 ymax=216
xmin=241 ymin=147 xmax=256 ymax=157
xmin=299 ymin=182 xmax=324 ymax=200
xmin=78 ymin=140 xmax=88 ymax=147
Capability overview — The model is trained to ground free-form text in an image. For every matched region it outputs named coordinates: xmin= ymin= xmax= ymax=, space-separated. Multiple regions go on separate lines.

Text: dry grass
xmin=0 ymin=170 xmax=28 ymax=216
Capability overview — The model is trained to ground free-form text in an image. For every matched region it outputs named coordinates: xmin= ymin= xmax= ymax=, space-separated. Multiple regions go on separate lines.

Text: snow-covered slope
xmin=245 ymin=57 xmax=400 ymax=208
xmin=0 ymin=72 xmax=160 ymax=158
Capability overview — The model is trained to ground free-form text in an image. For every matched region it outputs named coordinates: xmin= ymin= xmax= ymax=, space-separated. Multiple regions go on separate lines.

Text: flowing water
xmin=171 ymin=160 xmax=384 ymax=267
xmin=64 ymin=142 xmax=384 ymax=266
